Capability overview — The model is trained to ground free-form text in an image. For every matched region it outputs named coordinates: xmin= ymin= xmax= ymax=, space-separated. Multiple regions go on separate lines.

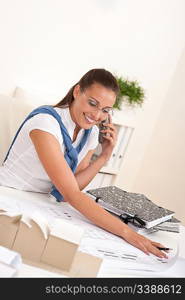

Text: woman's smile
xmin=83 ymin=113 xmax=98 ymax=125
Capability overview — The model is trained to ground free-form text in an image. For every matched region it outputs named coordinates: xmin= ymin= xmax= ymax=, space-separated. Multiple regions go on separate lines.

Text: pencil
xmin=157 ymin=247 xmax=172 ymax=251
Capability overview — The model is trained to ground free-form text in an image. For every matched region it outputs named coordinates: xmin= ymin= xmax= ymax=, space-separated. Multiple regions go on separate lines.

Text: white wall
xmin=1 ymin=0 xmax=185 ymax=95
xmin=0 ymin=0 xmax=185 ymax=222
xmin=130 ymin=48 xmax=185 ymax=224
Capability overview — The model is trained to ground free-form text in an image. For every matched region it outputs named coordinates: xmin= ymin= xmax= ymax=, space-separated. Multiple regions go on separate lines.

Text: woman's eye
xmin=103 ymin=108 xmax=111 ymax=114
xmin=103 ymin=110 xmax=108 ymax=113
xmin=88 ymin=100 xmax=97 ymax=107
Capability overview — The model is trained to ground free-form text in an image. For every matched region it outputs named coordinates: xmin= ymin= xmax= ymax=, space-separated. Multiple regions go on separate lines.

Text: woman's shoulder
xmin=22 ymin=109 xmax=63 ymax=141
xmin=24 ymin=110 xmax=60 ymax=127
xmin=54 ymin=106 xmax=68 ymax=117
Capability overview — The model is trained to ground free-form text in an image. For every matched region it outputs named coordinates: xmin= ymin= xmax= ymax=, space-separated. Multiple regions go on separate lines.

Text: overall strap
xmin=4 ymin=105 xmax=92 ymax=202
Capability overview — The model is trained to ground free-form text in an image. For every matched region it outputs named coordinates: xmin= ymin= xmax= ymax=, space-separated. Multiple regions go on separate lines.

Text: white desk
xmin=16 ymin=226 xmax=185 ymax=278
xmin=0 ymin=186 xmax=184 ymax=278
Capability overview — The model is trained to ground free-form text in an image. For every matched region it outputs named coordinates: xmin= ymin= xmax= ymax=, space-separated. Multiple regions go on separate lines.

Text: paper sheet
xmin=0 ymin=195 xmax=20 ymax=213
xmin=0 ymin=245 xmax=22 ymax=269
xmin=98 ymin=256 xmax=185 ymax=278
xmin=80 ymin=237 xmax=179 ymax=273
xmin=0 ymin=262 xmax=17 ymax=278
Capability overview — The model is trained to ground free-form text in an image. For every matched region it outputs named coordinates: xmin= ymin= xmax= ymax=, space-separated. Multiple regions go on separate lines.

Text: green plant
xmin=114 ymin=76 xmax=145 ymax=110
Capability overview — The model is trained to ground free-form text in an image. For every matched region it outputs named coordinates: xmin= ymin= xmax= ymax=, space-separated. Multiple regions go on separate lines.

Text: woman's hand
xmin=122 ymin=226 xmax=168 ymax=258
xmin=100 ymin=114 xmax=117 ymax=161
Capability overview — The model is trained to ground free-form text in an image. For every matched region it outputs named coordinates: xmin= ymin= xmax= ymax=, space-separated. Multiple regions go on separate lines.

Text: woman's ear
xmin=73 ymin=84 xmax=81 ymax=99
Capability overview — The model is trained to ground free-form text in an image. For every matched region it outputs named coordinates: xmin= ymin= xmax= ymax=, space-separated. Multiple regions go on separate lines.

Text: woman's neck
xmin=73 ymin=125 xmax=81 ymax=142
xmin=69 ymin=105 xmax=82 ymax=142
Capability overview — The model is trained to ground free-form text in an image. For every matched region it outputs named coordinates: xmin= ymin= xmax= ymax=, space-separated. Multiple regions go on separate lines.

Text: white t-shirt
xmin=0 ymin=107 xmax=99 ymax=193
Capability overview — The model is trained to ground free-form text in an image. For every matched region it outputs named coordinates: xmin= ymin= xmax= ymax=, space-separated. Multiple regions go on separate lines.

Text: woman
xmin=0 ymin=68 xmax=167 ymax=258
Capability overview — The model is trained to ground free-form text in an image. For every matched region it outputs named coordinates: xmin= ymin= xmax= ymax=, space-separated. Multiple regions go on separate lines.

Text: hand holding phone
xmin=98 ymin=115 xmax=111 ymax=144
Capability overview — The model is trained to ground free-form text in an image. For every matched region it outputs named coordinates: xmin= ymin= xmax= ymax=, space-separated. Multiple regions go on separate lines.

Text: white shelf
xmin=100 ymin=167 xmax=118 ymax=175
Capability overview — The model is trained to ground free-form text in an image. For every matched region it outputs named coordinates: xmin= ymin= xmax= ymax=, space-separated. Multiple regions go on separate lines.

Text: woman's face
xmin=70 ymin=83 xmax=116 ymax=129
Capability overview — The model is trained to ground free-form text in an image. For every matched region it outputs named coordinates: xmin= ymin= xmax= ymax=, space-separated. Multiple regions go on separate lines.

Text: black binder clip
xmin=95 ymin=197 xmax=101 ymax=203
xmin=119 ymin=213 xmax=146 ymax=227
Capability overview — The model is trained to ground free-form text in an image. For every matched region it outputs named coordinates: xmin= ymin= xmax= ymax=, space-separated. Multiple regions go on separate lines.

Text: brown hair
xmin=54 ymin=68 xmax=119 ymax=108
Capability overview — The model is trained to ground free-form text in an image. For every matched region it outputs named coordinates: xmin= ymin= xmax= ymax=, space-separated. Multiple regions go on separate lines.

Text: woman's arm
xmin=29 ymin=129 xmax=167 ymax=258
xmin=74 ymin=149 xmax=107 ymax=190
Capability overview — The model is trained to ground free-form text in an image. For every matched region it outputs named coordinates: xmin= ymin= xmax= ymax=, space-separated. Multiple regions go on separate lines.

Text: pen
xmin=157 ymin=247 xmax=172 ymax=251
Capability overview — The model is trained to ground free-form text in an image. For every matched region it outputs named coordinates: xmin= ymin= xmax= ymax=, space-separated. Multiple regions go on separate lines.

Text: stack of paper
xmin=126 ymin=217 xmax=181 ymax=235
xmin=152 ymin=217 xmax=181 ymax=233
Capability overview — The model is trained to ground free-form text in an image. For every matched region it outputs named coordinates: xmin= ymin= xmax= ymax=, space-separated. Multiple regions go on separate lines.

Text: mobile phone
xmin=98 ymin=115 xmax=110 ymax=144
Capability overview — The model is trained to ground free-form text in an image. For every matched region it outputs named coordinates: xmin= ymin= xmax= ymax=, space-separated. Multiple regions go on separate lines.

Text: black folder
xmin=87 ymin=186 xmax=175 ymax=229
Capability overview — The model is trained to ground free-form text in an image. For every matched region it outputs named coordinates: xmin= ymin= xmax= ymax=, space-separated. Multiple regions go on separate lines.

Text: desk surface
xmin=17 ymin=226 xmax=185 ymax=278
xmin=0 ymin=186 xmax=184 ymax=278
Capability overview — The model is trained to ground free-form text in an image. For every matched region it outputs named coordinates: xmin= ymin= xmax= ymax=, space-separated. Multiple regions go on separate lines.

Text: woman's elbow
xmin=62 ymin=189 xmax=82 ymax=204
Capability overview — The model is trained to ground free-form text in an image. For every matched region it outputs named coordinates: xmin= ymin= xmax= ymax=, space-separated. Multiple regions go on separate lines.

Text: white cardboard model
xmin=12 ymin=212 xmax=49 ymax=262
xmin=41 ymin=218 xmax=84 ymax=271
xmin=0 ymin=209 xmax=102 ymax=277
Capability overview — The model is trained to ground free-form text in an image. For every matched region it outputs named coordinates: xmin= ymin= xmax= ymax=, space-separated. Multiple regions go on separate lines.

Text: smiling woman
xmin=54 ymin=69 xmax=118 ymax=131
xmin=71 ymin=84 xmax=115 ymax=129
xmin=0 ymin=68 xmax=168 ymax=258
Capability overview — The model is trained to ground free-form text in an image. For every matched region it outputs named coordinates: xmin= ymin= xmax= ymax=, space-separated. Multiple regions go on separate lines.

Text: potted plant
xmin=114 ymin=76 xmax=145 ymax=110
